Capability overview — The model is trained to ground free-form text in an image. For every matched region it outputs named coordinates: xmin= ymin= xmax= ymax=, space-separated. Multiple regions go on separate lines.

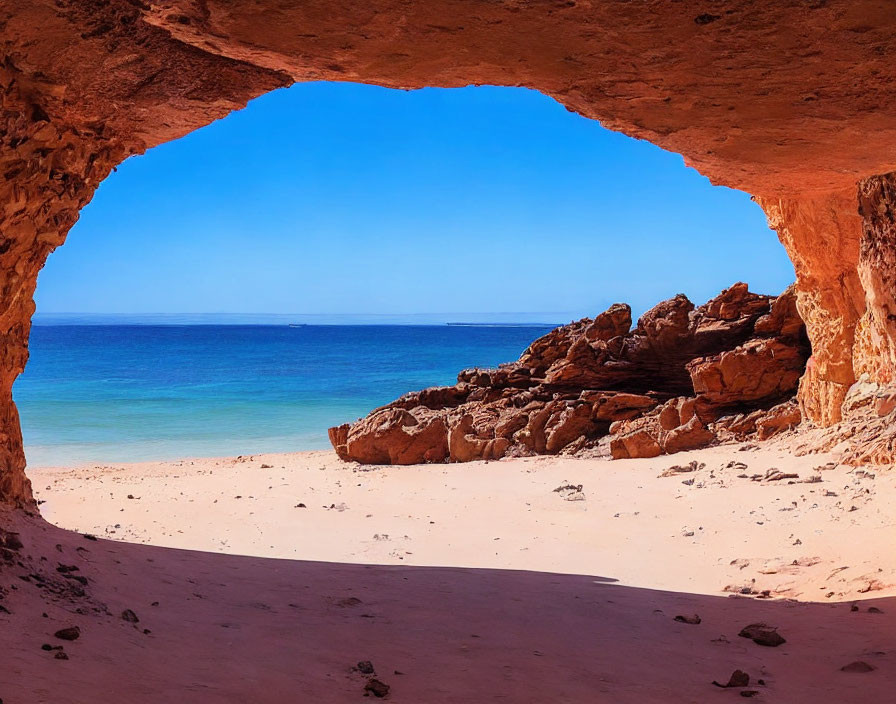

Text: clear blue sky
xmin=35 ymin=82 xmax=794 ymax=323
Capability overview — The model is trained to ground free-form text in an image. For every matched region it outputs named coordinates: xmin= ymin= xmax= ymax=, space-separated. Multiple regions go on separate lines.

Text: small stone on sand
xmin=364 ymin=678 xmax=390 ymax=698
xmin=674 ymin=614 xmax=701 ymax=625
xmin=841 ymin=661 xmax=875 ymax=673
xmin=712 ymin=669 xmax=750 ymax=688
xmin=53 ymin=627 xmax=80 ymax=641
xmin=738 ymin=623 xmax=785 ymax=647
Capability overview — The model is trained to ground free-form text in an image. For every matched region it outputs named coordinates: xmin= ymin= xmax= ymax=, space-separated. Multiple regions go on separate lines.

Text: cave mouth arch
xmin=16 ymin=81 xmax=795 ymax=471
xmin=2 ymin=0 xmax=895 ymax=504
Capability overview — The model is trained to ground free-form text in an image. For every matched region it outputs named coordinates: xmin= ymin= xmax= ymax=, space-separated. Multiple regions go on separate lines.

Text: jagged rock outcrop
xmin=794 ymin=375 xmax=896 ymax=466
xmin=3 ymin=1 xmax=896 ymax=500
xmin=330 ymin=284 xmax=811 ymax=464
xmin=609 ymin=397 xmax=715 ymax=460
xmin=712 ymin=400 xmax=803 ymax=443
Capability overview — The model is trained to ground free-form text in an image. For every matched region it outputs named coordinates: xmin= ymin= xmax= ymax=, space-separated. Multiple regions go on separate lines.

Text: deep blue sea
xmin=14 ymin=325 xmax=552 ymax=467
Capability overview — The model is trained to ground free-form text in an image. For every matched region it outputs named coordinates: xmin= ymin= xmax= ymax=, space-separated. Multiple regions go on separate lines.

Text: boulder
xmin=330 ymin=408 xmax=448 ymax=464
xmin=610 ymin=397 xmax=715 ymax=459
xmin=755 ymin=400 xmax=802 ymax=440
xmin=688 ymin=338 xmax=807 ymax=415
xmin=448 ymin=415 xmax=510 ymax=462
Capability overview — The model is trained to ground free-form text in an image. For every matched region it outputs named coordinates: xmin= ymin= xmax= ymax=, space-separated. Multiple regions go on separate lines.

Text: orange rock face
xmin=855 ymin=174 xmax=896 ymax=385
xmin=3 ymin=2 xmax=896 ymax=498
xmin=329 ymin=409 xmax=449 ymax=465
xmin=757 ymin=191 xmax=866 ymax=425
xmin=331 ymin=285 xmax=810 ymax=464
xmin=796 ymin=375 xmax=896 ymax=466
xmin=609 ymin=397 xmax=715 ymax=460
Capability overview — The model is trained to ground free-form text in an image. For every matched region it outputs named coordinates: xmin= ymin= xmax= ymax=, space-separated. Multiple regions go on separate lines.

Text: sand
xmin=1 ymin=442 xmax=894 ymax=702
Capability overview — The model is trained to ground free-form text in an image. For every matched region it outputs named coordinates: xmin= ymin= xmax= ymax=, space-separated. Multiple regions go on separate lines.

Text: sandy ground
xmin=1 ymin=442 xmax=894 ymax=702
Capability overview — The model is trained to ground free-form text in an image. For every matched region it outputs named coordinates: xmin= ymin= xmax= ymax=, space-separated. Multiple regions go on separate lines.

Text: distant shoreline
xmin=31 ymin=321 xmax=560 ymax=328
xmin=32 ymin=314 xmax=566 ymax=327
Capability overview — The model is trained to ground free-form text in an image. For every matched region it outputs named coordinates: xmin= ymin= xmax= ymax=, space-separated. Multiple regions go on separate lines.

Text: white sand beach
xmin=1 ymin=442 xmax=891 ymax=702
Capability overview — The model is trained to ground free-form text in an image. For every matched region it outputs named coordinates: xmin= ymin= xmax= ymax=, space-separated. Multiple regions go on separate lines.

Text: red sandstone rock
xmin=448 ymin=415 xmax=510 ymax=462
xmin=587 ymin=392 xmax=658 ymax=422
xmin=754 ymin=285 xmax=805 ymax=340
xmin=609 ymin=397 xmax=715 ymax=460
xmin=688 ymin=338 xmax=807 ymax=412
xmin=799 ymin=377 xmax=896 ymax=466
xmin=609 ymin=428 xmax=663 ymax=460
xmin=544 ymin=403 xmax=596 ymax=454
xmin=331 ymin=285 xmax=808 ymax=464
xmin=687 ymin=285 xmax=808 ymax=420
xmin=521 ymin=304 xmax=631 ymax=379
xmin=710 ymin=400 xmax=801 ymax=443
xmin=330 ymin=408 xmax=449 ymax=465
xmin=875 ymin=393 xmax=896 ymax=418
xmin=755 ymin=401 xmax=803 ymax=440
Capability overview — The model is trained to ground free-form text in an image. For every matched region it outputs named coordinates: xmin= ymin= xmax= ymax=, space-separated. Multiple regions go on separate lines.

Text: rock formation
xmin=3 ymin=2 xmax=896 ymax=500
xmin=330 ymin=284 xmax=811 ymax=464
xmin=794 ymin=372 xmax=896 ymax=467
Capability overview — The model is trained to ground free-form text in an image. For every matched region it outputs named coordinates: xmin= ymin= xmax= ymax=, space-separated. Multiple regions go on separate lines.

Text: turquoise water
xmin=14 ymin=325 xmax=552 ymax=467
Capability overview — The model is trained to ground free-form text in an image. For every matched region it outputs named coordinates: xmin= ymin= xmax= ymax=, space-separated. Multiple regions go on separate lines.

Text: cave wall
xmin=3 ymin=0 xmax=896 ymax=503
xmin=757 ymin=190 xmax=865 ymax=425
xmin=856 ymin=174 xmax=896 ymax=386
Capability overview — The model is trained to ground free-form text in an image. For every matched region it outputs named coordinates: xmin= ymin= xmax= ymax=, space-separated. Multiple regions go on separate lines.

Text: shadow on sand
xmin=0 ymin=509 xmax=892 ymax=703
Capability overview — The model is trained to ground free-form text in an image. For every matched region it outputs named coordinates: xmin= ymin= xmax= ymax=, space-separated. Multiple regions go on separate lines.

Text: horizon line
xmin=31 ymin=311 xmax=572 ymax=327
xmin=34 ymin=311 xmax=575 ymax=317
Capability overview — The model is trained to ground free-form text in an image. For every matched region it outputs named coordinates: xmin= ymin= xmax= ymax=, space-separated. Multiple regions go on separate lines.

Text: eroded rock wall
xmin=756 ymin=190 xmax=865 ymax=425
xmin=757 ymin=174 xmax=896 ymax=428
xmin=0 ymin=68 xmax=127 ymax=505
xmin=856 ymin=173 xmax=896 ymax=385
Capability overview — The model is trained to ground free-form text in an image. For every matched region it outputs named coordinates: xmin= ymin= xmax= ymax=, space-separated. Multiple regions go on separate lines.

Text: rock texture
xmin=856 ymin=174 xmax=896 ymax=386
xmin=794 ymin=374 xmax=896 ymax=466
xmin=3 ymin=1 xmax=896 ymax=499
xmin=757 ymin=191 xmax=865 ymax=426
xmin=330 ymin=284 xmax=811 ymax=464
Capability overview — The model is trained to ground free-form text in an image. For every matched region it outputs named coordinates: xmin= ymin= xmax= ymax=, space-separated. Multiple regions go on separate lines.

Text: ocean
xmin=15 ymin=324 xmax=553 ymax=467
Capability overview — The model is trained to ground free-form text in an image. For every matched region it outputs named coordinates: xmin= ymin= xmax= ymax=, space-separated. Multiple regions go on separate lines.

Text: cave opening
xmin=15 ymin=81 xmax=796 ymax=472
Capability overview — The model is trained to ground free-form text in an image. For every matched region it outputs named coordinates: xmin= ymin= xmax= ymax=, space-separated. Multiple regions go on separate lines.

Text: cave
xmin=3 ymin=2 xmax=896 ymax=700
xmin=3 ymin=2 xmax=896 ymax=505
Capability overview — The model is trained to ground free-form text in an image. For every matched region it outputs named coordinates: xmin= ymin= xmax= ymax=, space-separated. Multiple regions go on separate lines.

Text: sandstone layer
xmin=4 ymin=2 xmax=896 ymax=502
xmin=330 ymin=284 xmax=810 ymax=464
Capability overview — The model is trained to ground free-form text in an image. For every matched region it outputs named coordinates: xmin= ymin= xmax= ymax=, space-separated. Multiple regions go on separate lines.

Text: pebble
xmin=712 ymin=669 xmax=749 ymax=688
xmin=364 ymin=678 xmax=390 ymax=698
xmin=54 ymin=627 xmax=80 ymax=641
xmin=841 ymin=661 xmax=875 ymax=673
xmin=738 ymin=623 xmax=785 ymax=647
xmin=674 ymin=614 xmax=701 ymax=625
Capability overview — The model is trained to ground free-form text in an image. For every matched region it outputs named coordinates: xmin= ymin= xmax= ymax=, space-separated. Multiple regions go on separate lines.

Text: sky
xmin=34 ymin=82 xmax=795 ymax=324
